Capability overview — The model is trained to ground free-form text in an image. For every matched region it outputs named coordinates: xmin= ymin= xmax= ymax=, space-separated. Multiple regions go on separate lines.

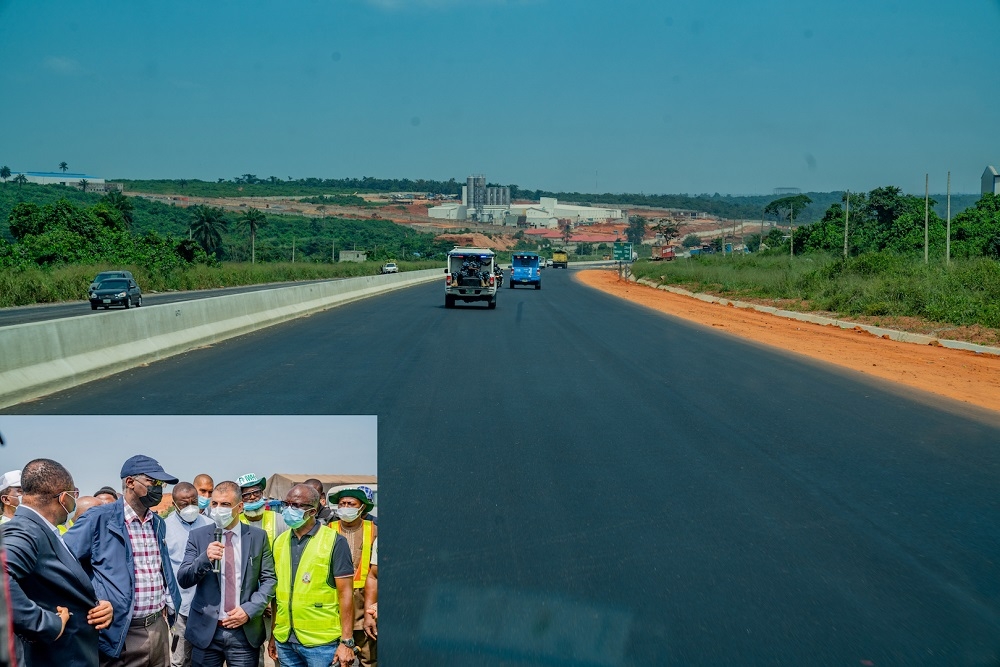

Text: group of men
xmin=0 ymin=456 xmax=378 ymax=667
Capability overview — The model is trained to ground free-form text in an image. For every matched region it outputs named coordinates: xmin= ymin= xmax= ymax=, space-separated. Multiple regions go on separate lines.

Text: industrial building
xmin=428 ymin=173 xmax=623 ymax=228
xmin=983 ymin=166 xmax=1000 ymax=195
xmin=9 ymin=171 xmax=121 ymax=192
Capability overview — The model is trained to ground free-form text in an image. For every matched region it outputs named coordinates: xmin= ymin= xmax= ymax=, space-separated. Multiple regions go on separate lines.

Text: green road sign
xmin=613 ymin=242 xmax=633 ymax=261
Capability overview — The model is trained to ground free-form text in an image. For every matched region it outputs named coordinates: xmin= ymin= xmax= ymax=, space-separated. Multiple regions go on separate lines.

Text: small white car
xmin=380 ymin=262 xmax=399 ymax=274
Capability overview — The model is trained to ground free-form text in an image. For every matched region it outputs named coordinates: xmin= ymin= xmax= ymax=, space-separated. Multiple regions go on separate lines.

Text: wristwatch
xmin=341 ymin=638 xmax=356 ymax=649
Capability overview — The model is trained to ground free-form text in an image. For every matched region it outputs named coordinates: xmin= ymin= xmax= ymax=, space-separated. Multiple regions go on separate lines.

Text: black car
xmin=88 ymin=270 xmax=136 ymax=292
xmin=88 ymin=277 xmax=142 ymax=310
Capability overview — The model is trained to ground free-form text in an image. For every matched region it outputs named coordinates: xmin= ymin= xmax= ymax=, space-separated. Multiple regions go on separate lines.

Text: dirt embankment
xmin=576 ymin=269 xmax=1000 ymax=413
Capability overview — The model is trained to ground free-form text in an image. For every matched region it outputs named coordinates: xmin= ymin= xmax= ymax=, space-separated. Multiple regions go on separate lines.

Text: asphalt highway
xmin=5 ymin=268 xmax=1000 ymax=665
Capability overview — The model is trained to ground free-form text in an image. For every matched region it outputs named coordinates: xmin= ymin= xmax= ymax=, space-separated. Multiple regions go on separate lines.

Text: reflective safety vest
xmin=272 ymin=527 xmax=341 ymax=646
xmin=331 ymin=519 xmax=374 ymax=589
xmin=241 ymin=510 xmax=276 ymax=546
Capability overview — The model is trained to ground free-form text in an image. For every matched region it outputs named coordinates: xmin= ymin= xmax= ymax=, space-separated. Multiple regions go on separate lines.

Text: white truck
xmin=444 ymin=247 xmax=498 ymax=309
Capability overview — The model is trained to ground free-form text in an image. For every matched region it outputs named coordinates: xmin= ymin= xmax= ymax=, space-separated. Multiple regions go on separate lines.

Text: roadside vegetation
xmin=0 ymin=183 xmax=449 ymax=307
xmin=631 ymin=191 xmax=1000 ymax=329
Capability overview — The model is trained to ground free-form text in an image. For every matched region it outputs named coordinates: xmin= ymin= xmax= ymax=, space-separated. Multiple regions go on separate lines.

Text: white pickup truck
xmin=444 ymin=247 xmax=498 ymax=309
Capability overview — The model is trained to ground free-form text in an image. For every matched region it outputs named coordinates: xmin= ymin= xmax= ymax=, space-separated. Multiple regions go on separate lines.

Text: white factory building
xmin=428 ymin=175 xmax=623 ymax=227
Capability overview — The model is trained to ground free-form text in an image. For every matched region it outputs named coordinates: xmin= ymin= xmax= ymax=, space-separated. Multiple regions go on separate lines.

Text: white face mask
xmin=337 ymin=506 xmax=363 ymax=522
xmin=213 ymin=507 xmax=235 ymax=529
xmin=177 ymin=505 xmax=201 ymax=523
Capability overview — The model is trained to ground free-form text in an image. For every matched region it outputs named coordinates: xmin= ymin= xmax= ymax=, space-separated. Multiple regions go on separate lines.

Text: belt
xmin=130 ymin=610 xmax=163 ymax=628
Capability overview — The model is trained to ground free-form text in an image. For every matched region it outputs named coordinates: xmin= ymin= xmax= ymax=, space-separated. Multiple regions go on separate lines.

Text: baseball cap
xmin=119 ymin=455 xmax=178 ymax=484
xmin=0 ymin=470 xmax=20 ymax=490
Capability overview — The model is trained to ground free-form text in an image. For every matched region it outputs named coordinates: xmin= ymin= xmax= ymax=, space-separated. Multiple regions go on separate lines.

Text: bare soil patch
xmin=577 ymin=269 xmax=1000 ymax=413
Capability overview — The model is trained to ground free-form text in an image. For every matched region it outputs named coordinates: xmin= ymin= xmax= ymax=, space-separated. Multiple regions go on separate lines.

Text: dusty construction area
xmin=577 ymin=269 xmax=1000 ymax=413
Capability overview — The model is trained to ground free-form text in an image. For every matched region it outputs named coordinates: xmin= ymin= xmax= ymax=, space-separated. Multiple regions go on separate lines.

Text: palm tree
xmin=190 ymin=205 xmax=228 ymax=258
xmin=101 ymin=190 xmax=134 ymax=229
xmin=0 ymin=166 xmax=10 ymax=182
xmin=13 ymin=174 xmax=28 ymax=187
xmin=59 ymin=162 xmax=68 ymax=173
xmin=239 ymin=208 xmax=267 ymax=263
xmin=78 ymin=179 xmax=88 ymax=192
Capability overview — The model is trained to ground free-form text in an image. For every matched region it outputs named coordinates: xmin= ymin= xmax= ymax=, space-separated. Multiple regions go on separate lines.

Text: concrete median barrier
xmin=0 ymin=269 xmax=442 ymax=409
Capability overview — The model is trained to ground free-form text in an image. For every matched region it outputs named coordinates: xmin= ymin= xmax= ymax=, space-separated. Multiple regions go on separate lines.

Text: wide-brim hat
xmin=237 ymin=473 xmax=267 ymax=490
xmin=329 ymin=486 xmax=375 ymax=514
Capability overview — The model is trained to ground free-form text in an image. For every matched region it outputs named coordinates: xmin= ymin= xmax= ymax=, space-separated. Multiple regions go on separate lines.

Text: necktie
xmin=224 ymin=531 xmax=236 ymax=613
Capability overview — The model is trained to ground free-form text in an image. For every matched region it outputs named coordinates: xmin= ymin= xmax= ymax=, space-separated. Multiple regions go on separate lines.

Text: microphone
xmin=212 ymin=527 xmax=223 ymax=573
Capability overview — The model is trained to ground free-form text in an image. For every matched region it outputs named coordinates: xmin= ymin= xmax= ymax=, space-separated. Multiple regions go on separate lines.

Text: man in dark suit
xmin=178 ymin=481 xmax=276 ymax=667
xmin=1 ymin=459 xmax=114 ymax=667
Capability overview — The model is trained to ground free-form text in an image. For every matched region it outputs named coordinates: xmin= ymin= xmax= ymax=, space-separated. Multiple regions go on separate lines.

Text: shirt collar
xmin=124 ymin=500 xmax=152 ymax=524
xmin=20 ymin=504 xmax=61 ymax=534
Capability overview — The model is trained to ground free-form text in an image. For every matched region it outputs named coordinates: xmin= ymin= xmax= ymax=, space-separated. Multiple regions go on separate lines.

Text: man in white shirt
xmin=0 ymin=470 xmax=21 ymax=525
xmin=164 ymin=482 xmax=212 ymax=667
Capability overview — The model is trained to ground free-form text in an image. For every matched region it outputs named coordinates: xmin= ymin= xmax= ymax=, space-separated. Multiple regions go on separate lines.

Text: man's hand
xmin=334 ymin=641 xmax=356 ymax=666
xmin=87 ymin=600 xmax=114 ymax=630
xmin=267 ymin=638 xmax=278 ymax=660
xmin=55 ymin=606 xmax=70 ymax=639
xmin=220 ymin=606 xmax=249 ymax=628
xmin=364 ymin=605 xmax=377 ymax=640
xmin=206 ymin=541 xmax=225 ymax=562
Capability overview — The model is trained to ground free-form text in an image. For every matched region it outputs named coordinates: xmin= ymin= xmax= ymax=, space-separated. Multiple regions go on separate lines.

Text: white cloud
xmin=43 ymin=56 xmax=81 ymax=75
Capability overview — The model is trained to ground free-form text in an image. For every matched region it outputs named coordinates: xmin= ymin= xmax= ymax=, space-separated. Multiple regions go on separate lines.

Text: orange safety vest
xmin=330 ymin=519 xmax=374 ymax=589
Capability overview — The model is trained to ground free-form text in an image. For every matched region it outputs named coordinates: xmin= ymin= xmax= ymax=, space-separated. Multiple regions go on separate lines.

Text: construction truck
xmin=650 ymin=245 xmax=676 ymax=261
xmin=552 ymin=250 xmax=569 ymax=269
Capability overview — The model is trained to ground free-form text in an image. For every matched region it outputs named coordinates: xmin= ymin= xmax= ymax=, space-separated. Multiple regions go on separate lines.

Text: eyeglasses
xmin=241 ymin=489 xmax=263 ymax=501
xmin=285 ymin=502 xmax=315 ymax=511
xmin=137 ymin=476 xmax=165 ymax=488
xmin=54 ymin=489 xmax=80 ymax=500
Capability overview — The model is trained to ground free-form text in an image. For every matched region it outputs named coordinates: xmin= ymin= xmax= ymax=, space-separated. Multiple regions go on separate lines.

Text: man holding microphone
xmin=177 ymin=481 xmax=275 ymax=667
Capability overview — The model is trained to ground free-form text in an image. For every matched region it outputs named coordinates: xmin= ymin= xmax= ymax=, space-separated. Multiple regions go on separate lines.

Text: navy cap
xmin=120 ymin=455 xmax=178 ymax=484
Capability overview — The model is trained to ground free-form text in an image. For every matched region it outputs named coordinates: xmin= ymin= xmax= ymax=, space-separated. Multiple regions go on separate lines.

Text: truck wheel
xmin=445 ymin=295 xmax=455 ymax=308
xmin=535 ymin=283 xmax=541 ymax=290
xmin=488 ymin=298 xmax=497 ymax=309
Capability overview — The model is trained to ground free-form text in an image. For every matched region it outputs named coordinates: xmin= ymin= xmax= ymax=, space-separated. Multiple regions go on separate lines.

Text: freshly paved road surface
xmin=0 ymin=278 xmax=347 ymax=327
xmin=6 ymin=268 xmax=1000 ymax=665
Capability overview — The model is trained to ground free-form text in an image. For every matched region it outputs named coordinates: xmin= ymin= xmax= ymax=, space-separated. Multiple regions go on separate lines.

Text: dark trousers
xmin=191 ymin=624 xmax=259 ymax=667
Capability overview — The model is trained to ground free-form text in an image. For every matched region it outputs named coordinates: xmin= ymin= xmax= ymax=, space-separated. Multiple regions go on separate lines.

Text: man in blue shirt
xmin=164 ymin=482 xmax=212 ymax=667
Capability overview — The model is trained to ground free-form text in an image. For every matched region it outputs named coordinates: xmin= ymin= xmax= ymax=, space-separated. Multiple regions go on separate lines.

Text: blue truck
xmin=509 ymin=252 xmax=541 ymax=290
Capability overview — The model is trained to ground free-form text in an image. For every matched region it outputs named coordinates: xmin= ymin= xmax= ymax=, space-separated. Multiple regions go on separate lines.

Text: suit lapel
xmin=17 ymin=508 xmax=96 ymax=602
xmin=239 ymin=522 xmax=254 ymax=595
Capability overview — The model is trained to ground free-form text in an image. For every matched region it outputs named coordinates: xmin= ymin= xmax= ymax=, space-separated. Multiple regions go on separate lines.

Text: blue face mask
xmin=197 ymin=495 xmax=210 ymax=510
xmin=282 ymin=506 xmax=310 ymax=529
xmin=244 ymin=499 xmax=266 ymax=512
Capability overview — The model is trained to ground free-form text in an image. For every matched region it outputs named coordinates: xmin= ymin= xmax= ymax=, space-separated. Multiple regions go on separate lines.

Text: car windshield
xmin=98 ymin=280 xmax=128 ymax=290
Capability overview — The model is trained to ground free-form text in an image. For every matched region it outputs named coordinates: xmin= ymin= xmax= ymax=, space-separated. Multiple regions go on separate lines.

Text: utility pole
xmin=924 ymin=173 xmax=929 ymax=265
xmin=946 ymin=171 xmax=951 ymax=265
xmin=292 ymin=237 xmax=296 ymax=263
xmin=843 ymin=190 xmax=850 ymax=258
xmin=759 ymin=213 xmax=765 ymax=253
xmin=332 ymin=240 xmax=336 ymax=263
xmin=789 ymin=206 xmax=794 ymax=258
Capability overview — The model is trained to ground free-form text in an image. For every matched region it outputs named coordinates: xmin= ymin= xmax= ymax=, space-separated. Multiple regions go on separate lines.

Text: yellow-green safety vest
xmin=272 ymin=526 xmax=342 ymax=646
xmin=330 ymin=519 xmax=374 ymax=589
xmin=240 ymin=510 xmax=276 ymax=546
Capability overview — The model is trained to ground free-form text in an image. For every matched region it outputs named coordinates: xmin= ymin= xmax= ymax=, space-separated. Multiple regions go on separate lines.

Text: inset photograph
xmin=0 ymin=415 xmax=377 ymax=667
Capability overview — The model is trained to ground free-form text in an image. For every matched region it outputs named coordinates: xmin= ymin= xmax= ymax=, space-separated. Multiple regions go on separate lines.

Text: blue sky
xmin=0 ymin=415 xmax=377 ymax=497
xmin=1 ymin=0 xmax=997 ymax=195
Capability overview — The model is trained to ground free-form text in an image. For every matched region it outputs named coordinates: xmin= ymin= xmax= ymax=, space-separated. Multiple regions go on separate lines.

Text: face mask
xmin=177 ymin=505 xmax=201 ymax=523
xmin=2 ymin=493 xmax=20 ymax=508
xmin=281 ymin=506 xmax=311 ymax=529
xmin=212 ymin=507 xmax=234 ymax=529
xmin=243 ymin=498 xmax=266 ymax=513
xmin=336 ymin=506 xmax=363 ymax=522
xmin=139 ymin=484 xmax=163 ymax=509
xmin=58 ymin=492 xmax=77 ymax=523
xmin=197 ymin=495 xmax=210 ymax=510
